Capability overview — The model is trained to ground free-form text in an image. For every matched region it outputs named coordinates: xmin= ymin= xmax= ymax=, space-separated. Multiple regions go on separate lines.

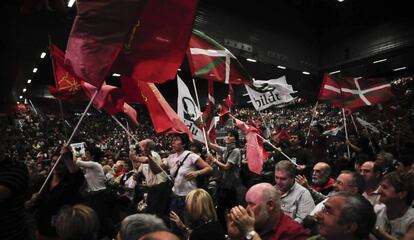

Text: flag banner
xmin=187 ymin=30 xmax=252 ymax=84
xmin=114 ymin=0 xmax=198 ymax=83
xmin=318 ymin=73 xmax=343 ymax=107
xmin=232 ymin=116 xmax=268 ymax=175
xmin=48 ymin=44 xmax=87 ymax=101
xmin=322 ymin=125 xmax=344 ymax=136
xmin=65 ymin=0 xmax=143 ymax=87
xmin=123 ymin=102 xmax=139 ymax=126
xmin=139 ymin=81 xmax=193 ymax=140
xmin=246 ymin=76 xmax=295 ymax=111
xmin=340 ymin=77 xmax=393 ymax=109
xmin=318 ymin=74 xmax=393 ymax=109
xmin=81 ymin=82 xmax=125 ymax=115
xmin=356 ymin=117 xmax=380 ymax=134
xmin=177 ymin=76 xmax=205 ymax=143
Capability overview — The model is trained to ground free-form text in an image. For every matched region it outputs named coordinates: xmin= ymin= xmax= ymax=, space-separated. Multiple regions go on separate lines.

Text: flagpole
xmin=342 ymin=108 xmax=351 ymax=159
xmin=305 ymin=101 xmax=319 ymax=145
xmin=111 ymin=115 xmax=172 ymax=181
xmin=192 ymin=79 xmax=211 ymax=154
xmin=38 ymin=89 xmax=100 ymax=194
xmin=350 ymin=113 xmax=360 ymax=136
xmin=256 ymin=134 xmax=298 ymax=167
xmin=48 ymin=36 xmax=68 ymax=139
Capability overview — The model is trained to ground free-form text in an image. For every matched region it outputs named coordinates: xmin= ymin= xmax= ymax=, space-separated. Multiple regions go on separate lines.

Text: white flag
xmin=356 ymin=117 xmax=380 ymax=134
xmin=246 ymin=76 xmax=295 ymax=111
xmin=323 ymin=125 xmax=344 ymax=136
xmin=177 ymin=76 xmax=205 ymax=143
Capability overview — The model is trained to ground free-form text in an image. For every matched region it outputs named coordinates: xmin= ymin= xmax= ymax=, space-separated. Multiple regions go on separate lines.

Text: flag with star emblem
xmin=48 ymin=44 xmax=87 ymax=101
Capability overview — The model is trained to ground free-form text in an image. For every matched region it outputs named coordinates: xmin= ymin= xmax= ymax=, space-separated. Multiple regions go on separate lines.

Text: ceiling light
xmin=277 ymin=65 xmax=286 ymax=69
xmin=23 ymin=88 xmax=27 ymax=93
xmin=246 ymin=58 xmax=257 ymax=62
xmin=17 ymin=102 xmax=20 ymax=104
xmin=177 ymin=68 xmax=181 ymax=71
xmin=354 ymin=77 xmax=363 ymax=80
xmin=33 ymin=68 xmax=38 ymax=73
xmin=373 ymin=58 xmax=387 ymax=64
xmin=19 ymin=96 xmax=23 ymax=99
xmin=337 ymin=0 xmax=345 ymax=2
xmin=27 ymin=79 xmax=32 ymax=84
xmin=112 ymin=73 xmax=121 ymax=77
xmin=40 ymin=52 xmax=46 ymax=59
xmin=393 ymin=67 xmax=406 ymax=71
xmin=329 ymin=70 xmax=341 ymax=75
xmin=242 ymin=93 xmax=249 ymax=96
xmin=302 ymin=71 xmax=310 ymax=75
xmin=68 ymin=0 xmax=76 ymax=7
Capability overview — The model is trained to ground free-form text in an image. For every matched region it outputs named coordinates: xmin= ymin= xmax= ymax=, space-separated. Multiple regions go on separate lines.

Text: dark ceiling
xmin=0 ymin=0 xmax=413 ymax=112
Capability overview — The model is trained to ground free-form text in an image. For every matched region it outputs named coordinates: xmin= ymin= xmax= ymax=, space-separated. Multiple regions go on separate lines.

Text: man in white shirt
xmin=360 ymin=161 xmax=382 ymax=206
xmin=130 ymin=139 xmax=170 ymax=220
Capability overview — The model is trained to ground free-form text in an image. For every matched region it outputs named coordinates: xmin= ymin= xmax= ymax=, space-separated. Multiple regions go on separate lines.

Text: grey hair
xmin=275 ymin=160 xmax=297 ymax=178
xmin=118 ymin=214 xmax=167 ymax=240
xmin=334 ymin=192 xmax=376 ymax=238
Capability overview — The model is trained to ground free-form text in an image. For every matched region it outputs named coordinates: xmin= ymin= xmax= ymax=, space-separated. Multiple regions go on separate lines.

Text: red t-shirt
xmin=261 ymin=213 xmax=309 ymax=240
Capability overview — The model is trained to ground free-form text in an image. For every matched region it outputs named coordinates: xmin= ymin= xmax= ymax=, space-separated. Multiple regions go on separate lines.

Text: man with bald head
xmin=227 ymin=183 xmax=309 ymax=240
xmin=129 ymin=139 xmax=170 ymax=220
xmin=359 ymin=161 xmax=382 ymax=205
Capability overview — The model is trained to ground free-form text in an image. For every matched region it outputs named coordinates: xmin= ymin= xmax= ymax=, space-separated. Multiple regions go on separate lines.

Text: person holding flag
xmin=206 ymin=129 xmax=246 ymax=230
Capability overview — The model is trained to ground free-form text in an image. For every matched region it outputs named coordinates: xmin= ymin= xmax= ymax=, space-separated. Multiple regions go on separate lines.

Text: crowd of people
xmin=1 ymin=76 xmax=414 ymax=240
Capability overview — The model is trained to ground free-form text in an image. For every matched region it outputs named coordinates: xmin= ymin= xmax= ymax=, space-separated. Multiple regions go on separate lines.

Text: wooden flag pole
xmin=342 ymin=108 xmax=351 ymax=159
xmin=305 ymin=101 xmax=319 ymax=145
xmin=350 ymin=113 xmax=360 ymax=136
xmin=39 ymin=89 xmax=100 ymax=194
xmin=192 ymin=79 xmax=210 ymax=154
xmin=256 ymin=134 xmax=298 ymax=167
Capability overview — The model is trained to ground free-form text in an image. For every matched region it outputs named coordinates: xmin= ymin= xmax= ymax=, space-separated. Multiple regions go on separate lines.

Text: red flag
xmin=139 ymin=81 xmax=193 ymax=140
xmin=48 ymin=45 xmax=87 ymax=101
xmin=81 ymin=82 xmax=125 ymax=115
xmin=120 ymin=76 xmax=145 ymax=104
xmin=203 ymin=80 xmax=217 ymax=141
xmin=113 ymin=0 xmax=198 ymax=83
xmin=272 ymin=130 xmax=290 ymax=141
xmin=187 ymin=30 xmax=252 ymax=84
xmin=232 ymin=116 xmax=268 ymax=175
xmin=318 ymin=73 xmax=343 ymax=107
xmin=64 ymin=0 xmax=144 ymax=87
xmin=123 ymin=102 xmax=139 ymax=126
xmin=340 ymin=77 xmax=393 ymax=109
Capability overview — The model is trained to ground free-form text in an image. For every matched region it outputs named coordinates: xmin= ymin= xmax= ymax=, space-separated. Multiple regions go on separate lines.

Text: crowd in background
xmin=1 ymin=76 xmax=414 ymax=240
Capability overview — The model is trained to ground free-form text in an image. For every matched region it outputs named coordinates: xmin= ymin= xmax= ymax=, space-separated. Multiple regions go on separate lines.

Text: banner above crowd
xmin=245 ymin=76 xmax=296 ymax=111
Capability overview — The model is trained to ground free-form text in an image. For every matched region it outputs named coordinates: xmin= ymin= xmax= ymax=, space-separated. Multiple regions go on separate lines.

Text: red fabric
xmin=186 ymin=30 xmax=252 ymax=84
xmin=123 ymin=103 xmax=139 ymax=126
xmin=138 ymin=81 xmax=193 ymax=140
xmin=81 ymin=82 xmax=125 ymax=115
xmin=340 ymin=77 xmax=393 ymax=109
xmin=113 ymin=0 xmax=198 ymax=83
xmin=65 ymin=0 xmax=144 ymax=87
xmin=312 ymin=178 xmax=335 ymax=193
xmin=273 ymin=130 xmax=290 ymax=140
xmin=318 ymin=73 xmax=343 ymax=107
xmin=120 ymin=76 xmax=145 ymax=103
xmin=48 ymin=44 xmax=87 ymax=102
xmin=233 ymin=116 xmax=269 ymax=175
xmin=202 ymin=80 xmax=217 ymax=141
xmin=262 ymin=213 xmax=309 ymax=240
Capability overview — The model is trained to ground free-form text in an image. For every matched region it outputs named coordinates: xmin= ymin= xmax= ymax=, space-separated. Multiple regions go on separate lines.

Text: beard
xmin=312 ymin=175 xmax=329 ymax=187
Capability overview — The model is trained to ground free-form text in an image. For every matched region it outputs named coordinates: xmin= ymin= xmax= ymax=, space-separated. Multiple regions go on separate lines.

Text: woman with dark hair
xmin=373 ymin=171 xmax=414 ymax=239
xmin=26 ymin=146 xmax=84 ymax=240
xmin=207 ymin=128 xmax=245 ymax=230
xmin=170 ymin=188 xmax=225 ymax=240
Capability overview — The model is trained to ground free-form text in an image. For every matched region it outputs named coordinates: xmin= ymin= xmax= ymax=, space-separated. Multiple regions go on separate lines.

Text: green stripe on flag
xmin=195 ymin=58 xmax=224 ymax=77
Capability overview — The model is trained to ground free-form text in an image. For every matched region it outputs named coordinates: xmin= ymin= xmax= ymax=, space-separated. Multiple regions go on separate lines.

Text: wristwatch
xmin=245 ymin=230 xmax=257 ymax=240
